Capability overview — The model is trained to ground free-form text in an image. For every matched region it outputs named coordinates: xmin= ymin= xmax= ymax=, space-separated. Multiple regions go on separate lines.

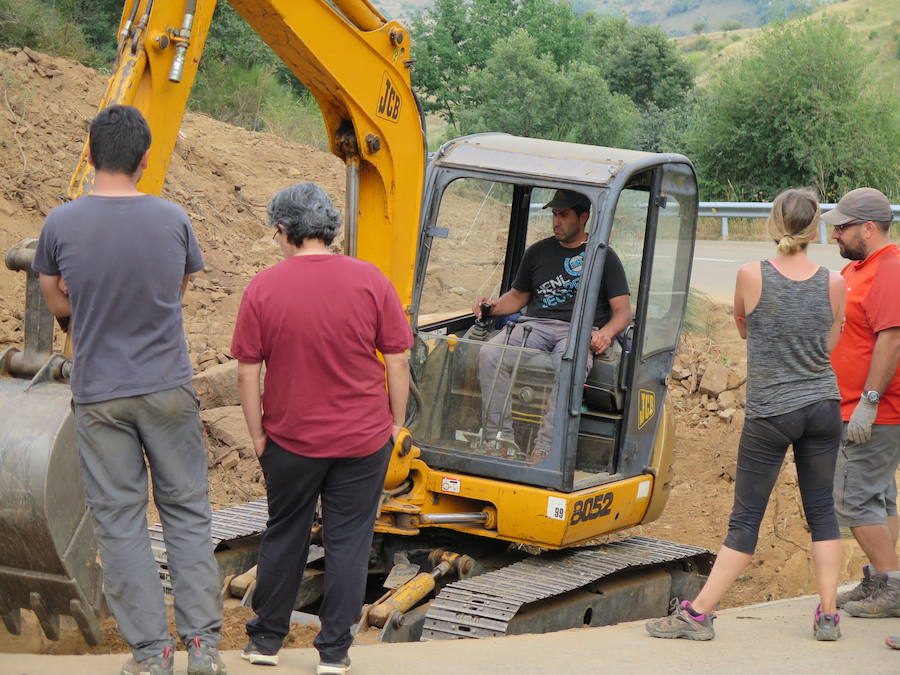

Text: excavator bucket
xmin=0 ymin=239 xmax=103 ymax=645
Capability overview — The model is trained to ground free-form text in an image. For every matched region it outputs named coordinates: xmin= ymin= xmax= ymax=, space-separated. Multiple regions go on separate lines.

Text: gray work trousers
xmin=478 ymin=317 xmax=592 ymax=450
xmin=72 ymin=383 xmax=222 ymax=662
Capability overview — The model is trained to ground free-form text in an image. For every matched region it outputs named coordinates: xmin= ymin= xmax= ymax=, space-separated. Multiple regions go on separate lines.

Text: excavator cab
xmin=409 ymin=134 xmax=697 ymax=494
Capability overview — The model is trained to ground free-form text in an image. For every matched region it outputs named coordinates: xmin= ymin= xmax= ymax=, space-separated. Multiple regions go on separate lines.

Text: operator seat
xmin=583 ymin=337 xmax=627 ymax=412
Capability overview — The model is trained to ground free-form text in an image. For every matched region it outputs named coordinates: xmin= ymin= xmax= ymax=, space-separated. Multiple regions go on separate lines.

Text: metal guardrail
xmin=699 ymin=202 xmax=900 ymax=244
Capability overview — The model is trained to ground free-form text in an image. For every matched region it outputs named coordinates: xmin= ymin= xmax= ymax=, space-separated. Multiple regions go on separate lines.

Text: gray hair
xmin=267 ymin=182 xmax=341 ymax=246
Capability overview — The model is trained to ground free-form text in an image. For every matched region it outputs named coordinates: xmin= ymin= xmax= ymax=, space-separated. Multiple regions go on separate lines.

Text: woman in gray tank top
xmin=647 ymin=189 xmax=846 ymax=642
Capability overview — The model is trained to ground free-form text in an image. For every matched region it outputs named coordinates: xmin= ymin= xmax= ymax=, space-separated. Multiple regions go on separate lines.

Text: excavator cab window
xmin=410 ymin=159 xmax=697 ymax=492
xmin=414 ymin=177 xmax=556 ymax=466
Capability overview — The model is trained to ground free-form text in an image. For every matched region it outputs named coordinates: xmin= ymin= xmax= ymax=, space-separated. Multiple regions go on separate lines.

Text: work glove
xmin=847 ymin=399 xmax=878 ymax=444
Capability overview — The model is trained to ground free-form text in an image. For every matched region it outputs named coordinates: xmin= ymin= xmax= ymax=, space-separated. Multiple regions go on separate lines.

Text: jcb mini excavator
xmin=0 ymin=0 xmax=712 ymax=646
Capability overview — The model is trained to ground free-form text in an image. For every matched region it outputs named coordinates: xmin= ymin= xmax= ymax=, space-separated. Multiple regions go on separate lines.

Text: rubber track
xmin=421 ymin=537 xmax=710 ymax=640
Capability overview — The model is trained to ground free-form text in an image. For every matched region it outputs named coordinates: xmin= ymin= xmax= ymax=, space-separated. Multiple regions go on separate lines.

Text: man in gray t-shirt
xmin=33 ymin=105 xmax=225 ymax=675
xmin=34 ymin=193 xmax=202 ymax=403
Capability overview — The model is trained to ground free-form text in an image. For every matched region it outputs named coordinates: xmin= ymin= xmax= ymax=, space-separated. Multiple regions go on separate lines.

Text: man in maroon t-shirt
xmin=231 ymin=183 xmax=411 ymax=675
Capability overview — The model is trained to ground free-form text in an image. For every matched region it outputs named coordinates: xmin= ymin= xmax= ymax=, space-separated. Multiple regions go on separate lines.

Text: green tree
xmin=410 ymin=0 xmax=589 ymax=127
xmin=52 ymin=0 xmax=122 ymax=64
xmin=686 ymin=17 xmax=900 ymax=201
xmin=458 ymin=30 xmax=637 ymax=147
xmin=591 ymin=17 xmax=695 ymax=110
xmin=632 ymin=99 xmax=698 ymax=153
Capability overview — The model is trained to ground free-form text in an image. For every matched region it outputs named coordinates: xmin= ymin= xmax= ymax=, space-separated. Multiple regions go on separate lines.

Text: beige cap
xmin=822 ymin=187 xmax=892 ymax=226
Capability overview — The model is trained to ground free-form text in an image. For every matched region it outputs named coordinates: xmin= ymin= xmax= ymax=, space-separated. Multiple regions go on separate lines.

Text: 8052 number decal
xmin=570 ymin=492 xmax=613 ymax=525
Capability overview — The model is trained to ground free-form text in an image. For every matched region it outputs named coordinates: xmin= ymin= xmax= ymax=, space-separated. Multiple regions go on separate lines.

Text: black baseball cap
xmin=542 ymin=189 xmax=591 ymax=211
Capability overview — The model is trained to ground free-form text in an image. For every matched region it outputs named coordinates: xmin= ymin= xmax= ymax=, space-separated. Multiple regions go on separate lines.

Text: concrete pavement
xmin=4 ymin=593 xmax=899 ymax=674
xmin=690 ymin=240 xmax=848 ymax=304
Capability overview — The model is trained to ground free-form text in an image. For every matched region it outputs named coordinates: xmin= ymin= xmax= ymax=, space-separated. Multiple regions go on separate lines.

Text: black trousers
xmin=724 ymin=399 xmax=842 ymax=555
xmin=246 ymin=437 xmax=392 ymax=662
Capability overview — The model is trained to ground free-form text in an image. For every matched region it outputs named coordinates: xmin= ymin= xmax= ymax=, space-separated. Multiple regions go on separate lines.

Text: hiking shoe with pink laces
xmin=187 ymin=637 xmax=227 ymax=674
xmin=121 ymin=646 xmax=175 ymax=675
xmin=813 ymin=604 xmax=840 ymax=641
xmin=645 ymin=599 xmax=715 ymax=641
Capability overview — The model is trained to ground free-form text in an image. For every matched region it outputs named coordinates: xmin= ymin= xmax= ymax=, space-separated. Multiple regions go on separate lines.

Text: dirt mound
xmin=0 ymin=46 xmax=344 ymax=366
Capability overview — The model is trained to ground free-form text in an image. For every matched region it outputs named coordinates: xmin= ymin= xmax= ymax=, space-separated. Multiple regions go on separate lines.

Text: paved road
xmin=4 ymin=593 xmax=899 ymax=674
xmin=691 ymin=240 xmax=848 ymax=304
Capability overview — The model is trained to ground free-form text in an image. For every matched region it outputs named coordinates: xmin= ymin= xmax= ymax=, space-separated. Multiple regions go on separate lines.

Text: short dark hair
xmin=88 ymin=105 xmax=151 ymax=175
xmin=267 ymin=182 xmax=341 ymax=247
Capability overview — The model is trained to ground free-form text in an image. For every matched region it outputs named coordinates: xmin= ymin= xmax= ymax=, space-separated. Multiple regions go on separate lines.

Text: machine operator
xmin=473 ymin=189 xmax=631 ymax=463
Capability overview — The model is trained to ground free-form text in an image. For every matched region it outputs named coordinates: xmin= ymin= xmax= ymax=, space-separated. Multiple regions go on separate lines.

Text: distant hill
xmin=675 ymin=0 xmax=900 ymax=88
xmin=373 ymin=0 xmax=840 ymax=36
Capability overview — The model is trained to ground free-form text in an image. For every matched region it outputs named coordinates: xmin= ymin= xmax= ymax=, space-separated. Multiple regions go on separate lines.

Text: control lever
xmin=468 ymin=301 xmax=494 ymax=342
xmin=477 ymin=302 xmax=493 ymax=325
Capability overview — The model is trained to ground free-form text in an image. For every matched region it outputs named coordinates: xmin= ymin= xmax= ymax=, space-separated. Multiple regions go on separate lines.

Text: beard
xmin=838 ymin=241 xmax=866 ymax=261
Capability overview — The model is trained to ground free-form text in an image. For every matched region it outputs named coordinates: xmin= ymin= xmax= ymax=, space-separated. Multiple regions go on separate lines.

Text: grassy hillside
xmin=677 ymin=0 xmax=900 ymax=89
xmin=376 ymin=0 xmax=826 ymax=33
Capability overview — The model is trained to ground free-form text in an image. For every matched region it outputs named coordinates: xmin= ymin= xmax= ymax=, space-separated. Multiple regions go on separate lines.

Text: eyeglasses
xmin=272 ymin=226 xmax=283 ymax=241
xmin=832 ymin=220 xmax=867 ymax=233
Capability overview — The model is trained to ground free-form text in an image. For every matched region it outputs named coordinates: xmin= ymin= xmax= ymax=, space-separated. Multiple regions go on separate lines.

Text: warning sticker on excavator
xmin=376 ymin=72 xmax=401 ymax=122
xmin=638 ymin=389 xmax=656 ymax=429
xmin=441 ymin=476 xmax=461 ymax=493
xmin=546 ymin=497 xmax=566 ymax=521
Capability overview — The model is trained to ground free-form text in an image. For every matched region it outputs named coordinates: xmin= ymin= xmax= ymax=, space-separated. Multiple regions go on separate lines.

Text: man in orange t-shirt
xmin=827 ymin=187 xmax=900 ymax=619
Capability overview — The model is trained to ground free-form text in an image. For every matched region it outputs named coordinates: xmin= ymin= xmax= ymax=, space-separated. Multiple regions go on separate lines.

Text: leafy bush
xmin=684 ymin=37 xmax=713 ymax=52
xmin=685 ymin=17 xmax=900 ymax=201
xmin=0 ymin=0 xmax=97 ymax=64
xmin=189 ymin=61 xmax=326 ymax=148
xmin=721 ymin=20 xmax=743 ymax=32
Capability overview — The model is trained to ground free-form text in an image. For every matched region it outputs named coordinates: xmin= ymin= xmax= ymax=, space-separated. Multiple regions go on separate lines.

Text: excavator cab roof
xmin=432 ymin=133 xmax=689 ymax=189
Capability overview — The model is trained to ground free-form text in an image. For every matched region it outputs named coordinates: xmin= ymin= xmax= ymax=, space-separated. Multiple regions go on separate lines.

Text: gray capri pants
xmin=833 ymin=423 xmax=900 ymax=527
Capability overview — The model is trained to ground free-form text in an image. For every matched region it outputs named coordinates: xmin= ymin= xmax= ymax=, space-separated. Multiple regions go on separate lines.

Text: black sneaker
xmin=837 ymin=565 xmax=882 ymax=609
xmin=240 ymin=640 xmax=279 ymax=666
xmin=317 ymin=656 xmax=351 ymax=675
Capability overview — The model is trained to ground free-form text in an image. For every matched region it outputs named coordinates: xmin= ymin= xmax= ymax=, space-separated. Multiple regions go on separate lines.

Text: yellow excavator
xmin=0 ymin=0 xmax=711 ymax=646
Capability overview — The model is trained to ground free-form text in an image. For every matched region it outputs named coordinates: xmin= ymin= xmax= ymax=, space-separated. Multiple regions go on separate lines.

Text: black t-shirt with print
xmin=511 ymin=237 xmax=630 ymax=325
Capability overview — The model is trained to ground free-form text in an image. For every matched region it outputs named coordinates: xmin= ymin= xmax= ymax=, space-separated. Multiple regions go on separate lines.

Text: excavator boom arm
xmin=68 ymin=0 xmax=425 ymax=307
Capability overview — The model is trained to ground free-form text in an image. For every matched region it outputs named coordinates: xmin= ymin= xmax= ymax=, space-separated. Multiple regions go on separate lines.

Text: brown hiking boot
xmin=837 ymin=565 xmax=882 ymax=609
xmin=843 ymin=574 xmax=900 ymax=618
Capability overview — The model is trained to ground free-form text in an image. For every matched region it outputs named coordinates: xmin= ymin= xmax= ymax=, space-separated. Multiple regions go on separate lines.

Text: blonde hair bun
xmin=767 ymin=189 xmax=820 ymax=255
